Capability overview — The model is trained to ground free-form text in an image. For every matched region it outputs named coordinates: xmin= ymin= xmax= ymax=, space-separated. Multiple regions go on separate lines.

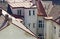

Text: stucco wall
xmin=11 ymin=7 xmax=24 ymax=16
xmin=24 ymin=8 xmax=37 ymax=34
xmin=0 ymin=24 xmax=37 ymax=39
xmin=45 ymin=20 xmax=60 ymax=39
xmin=37 ymin=16 xmax=45 ymax=34
xmin=45 ymin=20 xmax=53 ymax=39
xmin=52 ymin=21 xmax=60 ymax=39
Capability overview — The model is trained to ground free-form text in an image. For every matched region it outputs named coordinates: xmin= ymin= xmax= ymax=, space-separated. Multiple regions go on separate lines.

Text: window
xmin=38 ymin=20 xmax=44 ymax=28
xmin=33 ymin=10 xmax=35 ymax=15
xmin=28 ymin=23 xmax=31 ymax=28
xmin=59 ymin=29 xmax=60 ymax=37
xmin=54 ymin=26 xmax=56 ymax=34
xmin=17 ymin=10 xmax=21 ymax=15
xmin=29 ymin=10 xmax=31 ymax=16
xmin=33 ymin=23 xmax=35 ymax=28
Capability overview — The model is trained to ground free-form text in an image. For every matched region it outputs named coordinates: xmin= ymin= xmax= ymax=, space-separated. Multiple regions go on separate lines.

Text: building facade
xmin=6 ymin=0 xmax=60 ymax=39
xmin=0 ymin=9 xmax=37 ymax=39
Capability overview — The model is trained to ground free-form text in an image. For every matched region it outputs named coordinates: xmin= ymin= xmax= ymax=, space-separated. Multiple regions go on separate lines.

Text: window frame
xmin=38 ymin=20 xmax=44 ymax=28
xmin=29 ymin=10 xmax=31 ymax=16
xmin=33 ymin=23 xmax=35 ymax=28
xmin=17 ymin=10 xmax=21 ymax=15
xmin=33 ymin=10 xmax=35 ymax=15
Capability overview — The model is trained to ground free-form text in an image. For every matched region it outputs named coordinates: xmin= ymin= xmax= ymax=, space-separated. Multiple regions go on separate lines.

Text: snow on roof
xmin=2 ymin=9 xmax=36 ymax=37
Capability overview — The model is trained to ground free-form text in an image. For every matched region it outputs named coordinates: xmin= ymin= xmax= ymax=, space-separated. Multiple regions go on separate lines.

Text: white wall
xmin=52 ymin=21 xmax=60 ymax=39
xmin=11 ymin=7 xmax=37 ymax=35
xmin=24 ymin=8 xmax=37 ymax=34
xmin=37 ymin=16 xmax=44 ymax=34
xmin=44 ymin=19 xmax=60 ymax=39
xmin=0 ymin=24 xmax=37 ymax=39
xmin=11 ymin=7 xmax=24 ymax=16
xmin=45 ymin=20 xmax=53 ymax=39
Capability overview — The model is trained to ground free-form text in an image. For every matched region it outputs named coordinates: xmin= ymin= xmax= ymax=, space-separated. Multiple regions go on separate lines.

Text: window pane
xmin=19 ymin=10 xmax=21 ymax=15
xmin=39 ymin=24 xmax=42 ymax=28
xmin=39 ymin=20 xmax=44 ymax=28
xmin=28 ymin=23 xmax=30 ymax=28
xmin=54 ymin=27 xmax=56 ymax=34
xmin=17 ymin=10 xmax=21 ymax=15
xmin=33 ymin=10 xmax=35 ymax=15
xmin=39 ymin=21 xmax=42 ymax=23
xmin=29 ymin=10 xmax=31 ymax=16
xmin=17 ymin=10 xmax=19 ymax=15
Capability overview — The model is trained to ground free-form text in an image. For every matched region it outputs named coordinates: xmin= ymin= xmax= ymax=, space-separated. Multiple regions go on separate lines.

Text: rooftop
xmin=7 ymin=0 xmax=37 ymax=8
xmin=0 ymin=9 xmax=36 ymax=37
xmin=36 ymin=0 xmax=47 ymax=16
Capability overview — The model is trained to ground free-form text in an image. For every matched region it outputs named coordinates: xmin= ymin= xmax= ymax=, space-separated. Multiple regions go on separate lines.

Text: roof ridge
xmin=1 ymin=9 xmax=37 ymax=38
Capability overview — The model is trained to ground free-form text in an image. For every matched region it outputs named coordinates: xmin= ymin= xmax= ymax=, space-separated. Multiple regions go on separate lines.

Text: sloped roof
xmin=48 ymin=5 xmax=60 ymax=25
xmin=49 ymin=5 xmax=60 ymax=20
xmin=7 ymin=1 xmax=37 ymax=8
xmin=0 ymin=9 xmax=36 ymax=37
xmin=0 ymin=15 xmax=5 ymax=27
xmin=36 ymin=0 xmax=47 ymax=16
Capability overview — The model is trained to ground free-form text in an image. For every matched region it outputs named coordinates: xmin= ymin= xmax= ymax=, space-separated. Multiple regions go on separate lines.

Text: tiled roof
xmin=36 ymin=0 xmax=47 ymax=16
xmin=7 ymin=1 xmax=36 ymax=8
xmin=48 ymin=5 xmax=60 ymax=25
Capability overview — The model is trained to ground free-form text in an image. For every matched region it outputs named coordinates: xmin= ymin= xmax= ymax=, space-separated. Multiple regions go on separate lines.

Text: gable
xmin=0 ymin=24 xmax=36 ymax=39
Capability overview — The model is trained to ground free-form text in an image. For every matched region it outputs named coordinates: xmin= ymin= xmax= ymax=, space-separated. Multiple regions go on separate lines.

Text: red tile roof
xmin=36 ymin=0 xmax=47 ymax=16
